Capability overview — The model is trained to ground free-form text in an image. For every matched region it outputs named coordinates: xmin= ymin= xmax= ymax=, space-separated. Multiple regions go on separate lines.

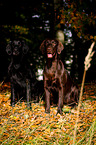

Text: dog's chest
xmin=45 ymin=61 xmax=63 ymax=77
xmin=44 ymin=61 xmax=63 ymax=88
xmin=45 ymin=61 xmax=57 ymax=80
xmin=47 ymin=61 xmax=57 ymax=74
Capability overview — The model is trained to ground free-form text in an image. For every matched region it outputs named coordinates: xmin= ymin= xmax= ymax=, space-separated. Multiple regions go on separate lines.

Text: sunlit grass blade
xmin=73 ymin=42 xmax=95 ymax=144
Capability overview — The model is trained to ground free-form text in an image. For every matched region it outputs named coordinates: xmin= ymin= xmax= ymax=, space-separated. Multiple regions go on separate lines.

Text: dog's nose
xmin=13 ymin=48 xmax=19 ymax=55
xmin=47 ymin=47 xmax=52 ymax=52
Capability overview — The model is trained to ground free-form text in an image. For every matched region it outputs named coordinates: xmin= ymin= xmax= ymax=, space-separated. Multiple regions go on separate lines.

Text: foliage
xmin=0 ymin=0 xmax=96 ymax=81
xmin=2 ymin=25 xmax=30 ymax=42
xmin=58 ymin=0 xmax=96 ymax=41
xmin=0 ymin=82 xmax=95 ymax=144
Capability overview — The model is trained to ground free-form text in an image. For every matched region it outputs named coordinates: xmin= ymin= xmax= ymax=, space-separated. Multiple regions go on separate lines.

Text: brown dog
xmin=40 ymin=39 xmax=79 ymax=114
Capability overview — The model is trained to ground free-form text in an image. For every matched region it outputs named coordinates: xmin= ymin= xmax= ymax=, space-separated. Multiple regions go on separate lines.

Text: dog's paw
xmin=45 ymin=108 xmax=50 ymax=113
xmin=57 ymin=108 xmax=63 ymax=115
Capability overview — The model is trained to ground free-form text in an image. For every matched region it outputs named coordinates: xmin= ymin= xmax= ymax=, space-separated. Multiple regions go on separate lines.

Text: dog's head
xmin=40 ymin=39 xmax=64 ymax=58
xmin=6 ymin=40 xmax=29 ymax=56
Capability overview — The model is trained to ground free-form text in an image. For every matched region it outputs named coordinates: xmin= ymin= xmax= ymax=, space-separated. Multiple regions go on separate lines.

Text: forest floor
xmin=0 ymin=82 xmax=96 ymax=145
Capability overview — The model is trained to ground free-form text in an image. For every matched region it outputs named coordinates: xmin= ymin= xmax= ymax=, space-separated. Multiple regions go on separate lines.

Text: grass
xmin=0 ymin=83 xmax=95 ymax=145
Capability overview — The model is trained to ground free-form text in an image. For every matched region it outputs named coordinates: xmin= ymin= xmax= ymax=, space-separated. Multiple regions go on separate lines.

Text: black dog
xmin=40 ymin=39 xmax=79 ymax=114
xmin=6 ymin=40 xmax=32 ymax=107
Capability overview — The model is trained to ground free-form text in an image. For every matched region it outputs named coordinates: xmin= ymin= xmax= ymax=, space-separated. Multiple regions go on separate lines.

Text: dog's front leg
xmin=11 ymin=83 xmax=15 ymax=106
xmin=57 ymin=86 xmax=64 ymax=114
xmin=26 ymin=79 xmax=31 ymax=108
xmin=45 ymin=88 xmax=50 ymax=113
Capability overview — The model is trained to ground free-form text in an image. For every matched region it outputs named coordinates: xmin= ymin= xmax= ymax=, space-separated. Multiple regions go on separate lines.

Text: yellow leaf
xmin=71 ymin=4 xmax=74 ymax=8
xmin=90 ymin=35 xmax=93 ymax=39
xmin=13 ymin=127 xmax=18 ymax=131
xmin=45 ymin=128 xmax=50 ymax=133
xmin=29 ymin=136 xmax=33 ymax=140
xmin=60 ymin=20 xmax=64 ymax=24
xmin=94 ymin=36 xmax=96 ymax=40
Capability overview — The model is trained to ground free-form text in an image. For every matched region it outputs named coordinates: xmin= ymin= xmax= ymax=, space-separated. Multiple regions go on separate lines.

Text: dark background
xmin=0 ymin=0 xmax=96 ymax=83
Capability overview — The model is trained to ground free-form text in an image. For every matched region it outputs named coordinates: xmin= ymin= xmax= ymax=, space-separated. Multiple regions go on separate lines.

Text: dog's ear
xmin=22 ymin=40 xmax=29 ymax=54
xmin=6 ymin=41 xmax=12 ymax=55
xmin=40 ymin=39 xmax=46 ymax=54
xmin=57 ymin=40 xmax=64 ymax=54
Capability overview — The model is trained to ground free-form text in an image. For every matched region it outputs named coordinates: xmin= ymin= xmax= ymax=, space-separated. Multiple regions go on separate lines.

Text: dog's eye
xmin=18 ymin=41 xmax=21 ymax=46
xmin=46 ymin=40 xmax=50 ymax=45
xmin=51 ymin=40 xmax=57 ymax=47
